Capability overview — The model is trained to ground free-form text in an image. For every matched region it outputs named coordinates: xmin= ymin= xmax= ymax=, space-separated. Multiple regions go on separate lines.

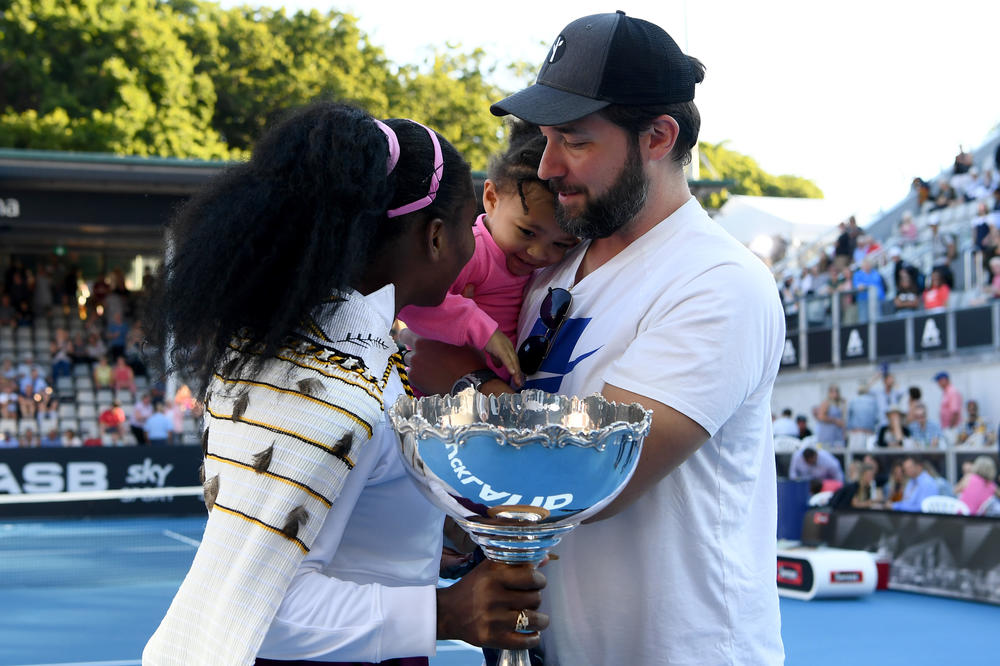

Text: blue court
xmin=2 ymin=514 xmax=999 ymax=665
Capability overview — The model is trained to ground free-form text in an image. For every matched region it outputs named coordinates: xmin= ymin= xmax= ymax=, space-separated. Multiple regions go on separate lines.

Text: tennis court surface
xmin=3 ymin=512 xmax=999 ymax=665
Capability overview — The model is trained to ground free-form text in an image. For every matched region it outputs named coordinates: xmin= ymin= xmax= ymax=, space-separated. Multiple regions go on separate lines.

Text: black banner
xmin=825 ymin=509 xmax=1000 ymax=605
xmin=807 ymin=329 xmax=833 ymax=366
xmin=781 ymin=336 xmax=799 ymax=367
xmin=876 ymin=318 xmax=907 ymax=358
xmin=955 ymin=307 xmax=992 ymax=349
xmin=914 ymin=313 xmax=948 ymax=352
xmin=839 ymin=324 xmax=869 ymax=364
xmin=0 ymin=446 xmax=203 ymax=517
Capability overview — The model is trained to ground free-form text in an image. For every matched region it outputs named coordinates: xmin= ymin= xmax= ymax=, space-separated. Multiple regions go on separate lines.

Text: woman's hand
xmin=436 ymin=560 xmax=548 ymax=649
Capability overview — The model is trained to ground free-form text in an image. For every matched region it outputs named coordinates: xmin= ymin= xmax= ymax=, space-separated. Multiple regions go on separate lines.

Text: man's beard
xmin=553 ymin=140 xmax=648 ymax=240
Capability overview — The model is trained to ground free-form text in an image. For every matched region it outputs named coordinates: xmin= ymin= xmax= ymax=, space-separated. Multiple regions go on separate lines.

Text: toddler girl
xmin=399 ymin=120 xmax=578 ymax=386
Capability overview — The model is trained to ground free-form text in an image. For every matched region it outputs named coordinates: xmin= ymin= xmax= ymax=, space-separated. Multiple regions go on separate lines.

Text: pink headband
xmin=374 ymin=119 xmax=444 ymax=219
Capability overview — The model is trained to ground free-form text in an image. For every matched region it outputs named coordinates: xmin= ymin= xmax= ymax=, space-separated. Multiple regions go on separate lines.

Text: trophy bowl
xmin=389 ymin=388 xmax=651 ymax=665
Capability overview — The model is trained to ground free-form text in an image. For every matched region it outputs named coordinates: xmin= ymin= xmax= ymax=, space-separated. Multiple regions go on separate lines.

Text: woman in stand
xmin=813 ymin=384 xmax=846 ymax=448
xmin=143 ymin=101 xmax=546 ymax=665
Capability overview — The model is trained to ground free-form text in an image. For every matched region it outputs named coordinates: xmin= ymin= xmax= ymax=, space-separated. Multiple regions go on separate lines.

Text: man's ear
xmin=645 ymin=114 xmax=680 ymax=162
xmin=482 ymin=179 xmax=499 ymax=217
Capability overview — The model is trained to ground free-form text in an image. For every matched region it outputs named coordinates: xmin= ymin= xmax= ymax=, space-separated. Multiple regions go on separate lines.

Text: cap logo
xmin=548 ymin=35 xmax=566 ymax=63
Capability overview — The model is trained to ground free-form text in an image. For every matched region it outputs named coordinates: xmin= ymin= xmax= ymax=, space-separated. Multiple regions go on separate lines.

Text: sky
xmin=223 ymin=0 xmax=1000 ymax=226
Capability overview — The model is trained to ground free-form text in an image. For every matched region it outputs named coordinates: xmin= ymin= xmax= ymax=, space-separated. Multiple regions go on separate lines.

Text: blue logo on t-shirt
xmin=523 ymin=317 xmax=602 ymax=393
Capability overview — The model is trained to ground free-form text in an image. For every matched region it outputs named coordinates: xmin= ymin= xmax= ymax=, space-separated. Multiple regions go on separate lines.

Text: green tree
xmin=0 ymin=0 xmax=232 ymax=158
xmin=699 ymin=140 xmax=822 ymax=209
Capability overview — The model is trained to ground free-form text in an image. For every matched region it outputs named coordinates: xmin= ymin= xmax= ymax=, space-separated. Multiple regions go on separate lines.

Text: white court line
xmin=10 ymin=660 xmax=140 ymax=666
xmin=162 ymin=529 xmax=201 ymax=548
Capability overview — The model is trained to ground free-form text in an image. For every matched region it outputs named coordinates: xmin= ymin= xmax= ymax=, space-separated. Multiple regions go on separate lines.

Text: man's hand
xmin=436 ymin=560 xmax=548 ymax=649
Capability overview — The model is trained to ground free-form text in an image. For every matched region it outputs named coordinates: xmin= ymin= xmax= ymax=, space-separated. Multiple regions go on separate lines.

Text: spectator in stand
xmin=831 ymin=462 xmax=883 ymax=510
xmin=888 ymin=246 xmax=923 ymax=292
xmin=957 ymin=456 xmax=998 ymax=515
xmin=897 ymin=212 xmax=919 ymax=244
xmin=98 ymin=400 xmax=127 ymax=446
xmin=906 ymin=385 xmax=925 ymax=425
xmin=956 ymin=399 xmax=994 ymax=446
xmin=84 ymin=331 xmax=107 ymax=363
xmin=912 ymin=177 xmax=932 ymax=208
xmin=32 ymin=265 xmax=54 ymax=317
xmin=19 ymin=367 xmax=47 ymax=409
xmin=971 ymin=200 xmax=999 ymax=261
xmin=772 ymin=408 xmax=798 ymax=437
xmin=105 ymin=311 xmax=129 ymax=361
xmin=852 ymin=257 xmax=885 ymax=321
xmin=0 ymin=377 xmax=18 ymax=419
xmin=930 ymin=178 xmax=958 ymax=211
xmin=169 ymin=384 xmax=195 ymax=442
xmin=987 ymin=256 xmax=1000 ymax=299
xmin=40 ymin=428 xmax=62 ymax=447
xmin=873 ymin=372 xmax=905 ymax=429
xmin=8 ymin=272 xmax=32 ymax=322
xmin=836 ymin=266 xmax=858 ymax=324
xmin=144 ymin=403 xmax=173 ymax=447
xmin=796 ymin=414 xmax=813 ymax=439
xmin=833 ymin=221 xmax=854 ymax=269
xmin=112 ymin=355 xmax=136 ymax=393
xmin=16 ymin=353 xmax=41 ymax=381
xmin=88 ymin=273 xmax=110 ymax=314
xmin=0 ymin=429 xmax=18 ymax=448
xmin=876 ymin=404 xmax=910 ymax=448
xmin=922 ymin=268 xmax=950 ymax=309
xmin=49 ymin=328 xmax=74 ymax=381
xmin=92 ymin=355 xmax=113 ymax=390
xmin=788 ymin=446 xmax=844 ymax=483
xmin=130 ymin=392 xmax=154 ymax=445
xmin=909 ymin=404 xmax=942 ymax=448
xmin=63 ymin=428 xmax=82 ymax=447
xmin=813 ymin=384 xmax=846 ymax=447
xmin=846 ymin=380 xmax=879 ymax=441
xmin=851 ymin=234 xmax=880 ymax=266
xmin=0 ymin=358 xmax=16 ymax=381
xmin=923 ymin=459 xmax=953 ymax=497
xmin=0 ymin=293 xmax=16 ymax=326
xmin=893 ymin=269 xmax=922 ymax=311
xmin=927 ymin=219 xmax=956 ymax=288
xmin=20 ymin=428 xmax=38 ymax=448
xmin=934 ymin=371 xmax=963 ymax=431
xmin=779 ymin=270 xmax=799 ymax=315
xmin=891 ymin=456 xmax=939 ymax=511
xmin=884 ymin=461 xmax=906 ymax=503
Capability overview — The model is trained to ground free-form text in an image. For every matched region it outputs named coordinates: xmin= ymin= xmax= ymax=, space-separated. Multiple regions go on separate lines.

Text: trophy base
xmin=456 ymin=516 xmax=576 ymax=564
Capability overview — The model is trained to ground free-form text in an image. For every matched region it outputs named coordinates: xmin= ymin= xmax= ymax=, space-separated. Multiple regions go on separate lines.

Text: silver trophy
xmin=389 ymin=388 xmax=651 ymax=666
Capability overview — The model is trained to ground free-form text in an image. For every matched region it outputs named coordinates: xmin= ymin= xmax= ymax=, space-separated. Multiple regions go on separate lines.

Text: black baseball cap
xmin=491 ymin=11 xmax=698 ymax=126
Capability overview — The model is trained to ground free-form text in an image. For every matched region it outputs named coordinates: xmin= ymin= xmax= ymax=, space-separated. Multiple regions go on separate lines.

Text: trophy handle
xmin=497 ymin=648 xmax=532 ymax=666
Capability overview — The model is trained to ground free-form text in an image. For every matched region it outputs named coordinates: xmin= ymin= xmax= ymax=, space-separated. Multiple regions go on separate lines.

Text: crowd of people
xmin=776 ymin=370 xmax=1000 ymax=516
xmin=0 ymin=259 xmax=202 ymax=447
xmin=777 ymin=147 xmax=1000 ymax=325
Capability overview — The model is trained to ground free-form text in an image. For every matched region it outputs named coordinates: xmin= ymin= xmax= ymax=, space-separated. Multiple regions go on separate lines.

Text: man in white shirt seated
xmin=789 ymin=446 xmax=844 ymax=483
xmin=773 ymin=408 xmax=799 ymax=437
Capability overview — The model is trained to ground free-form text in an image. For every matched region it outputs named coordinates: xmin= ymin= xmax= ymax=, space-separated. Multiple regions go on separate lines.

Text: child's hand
xmin=485 ymin=329 xmax=524 ymax=387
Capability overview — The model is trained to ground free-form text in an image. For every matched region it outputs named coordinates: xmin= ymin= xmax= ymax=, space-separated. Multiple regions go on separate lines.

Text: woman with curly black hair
xmin=143 ymin=101 xmax=547 ymax=665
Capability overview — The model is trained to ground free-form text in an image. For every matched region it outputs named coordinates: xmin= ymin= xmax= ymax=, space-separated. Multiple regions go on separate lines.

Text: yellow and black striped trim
xmin=391 ymin=353 xmax=415 ymax=398
xmin=212 ymin=373 xmax=373 ymax=438
xmin=213 ymin=503 xmax=309 ymax=554
xmin=227 ymin=341 xmax=385 ymax=405
xmin=205 ymin=405 xmax=357 ymax=469
xmin=206 ymin=453 xmax=332 ymax=508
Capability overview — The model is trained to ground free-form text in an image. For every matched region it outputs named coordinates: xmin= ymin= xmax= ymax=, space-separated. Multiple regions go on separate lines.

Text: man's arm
xmin=585 ymin=383 xmax=708 ymax=522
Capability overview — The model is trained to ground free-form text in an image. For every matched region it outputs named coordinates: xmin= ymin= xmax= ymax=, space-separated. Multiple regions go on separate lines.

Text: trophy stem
xmin=497 ymin=648 xmax=532 ymax=666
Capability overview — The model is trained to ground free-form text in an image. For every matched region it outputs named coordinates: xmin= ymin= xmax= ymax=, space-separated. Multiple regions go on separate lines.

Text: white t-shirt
xmin=517 ymin=197 xmax=785 ymax=665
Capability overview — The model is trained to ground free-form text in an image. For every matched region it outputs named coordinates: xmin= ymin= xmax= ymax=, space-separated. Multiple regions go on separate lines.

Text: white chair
xmin=773 ymin=435 xmax=802 ymax=454
xmin=76 ymin=390 xmax=96 ymax=404
xmin=76 ymin=403 xmax=97 ymax=420
xmin=96 ymin=389 xmax=114 ymax=404
xmin=808 ymin=490 xmax=834 ymax=507
xmin=57 ymin=403 xmax=76 ymax=419
xmin=920 ymin=495 xmax=970 ymax=515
